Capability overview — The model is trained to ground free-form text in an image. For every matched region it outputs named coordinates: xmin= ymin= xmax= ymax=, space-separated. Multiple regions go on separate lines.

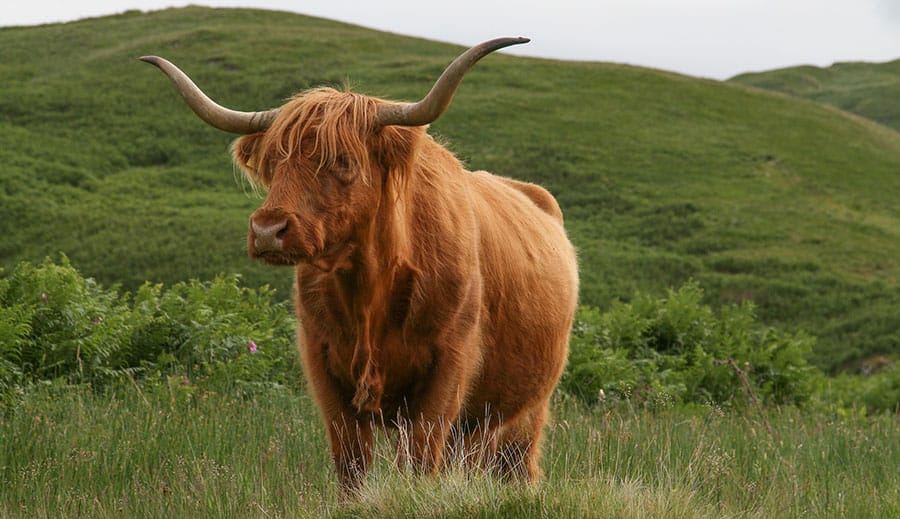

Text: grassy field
xmin=1 ymin=7 xmax=898 ymax=371
xmin=2 ymin=385 xmax=897 ymax=518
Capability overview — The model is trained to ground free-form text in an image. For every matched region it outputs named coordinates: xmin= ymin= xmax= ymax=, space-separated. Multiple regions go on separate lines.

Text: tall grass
xmin=3 ymin=386 xmax=896 ymax=518
xmin=1 ymin=385 xmax=336 ymax=517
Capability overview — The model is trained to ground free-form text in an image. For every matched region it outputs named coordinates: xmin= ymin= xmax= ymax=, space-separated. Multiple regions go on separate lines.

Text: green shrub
xmin=5 ymin=258 xmax=889 ymax=413
xmin=563 ymin=282 xmax=819 ymax=408
xmin=817 ymin=367 xmax=900 ymax=414
xmin=0 ymin=257 xmax=298 ymax=401
xmin=127 ymin=275 xmax=299 ymax=393
xmin=0 ymin=256 xmax=134 ymax=387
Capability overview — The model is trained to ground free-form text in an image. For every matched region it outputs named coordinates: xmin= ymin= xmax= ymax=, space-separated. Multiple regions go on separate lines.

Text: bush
xmin=563 ymin=282 xmax=819 ymax=408
xmin=0 ymin=256 xmax=134 ymax=389
xmin=5 ymin=259 xmax=890 ymax=413
xmin=0 ymin=256 xmax=298 ymax=402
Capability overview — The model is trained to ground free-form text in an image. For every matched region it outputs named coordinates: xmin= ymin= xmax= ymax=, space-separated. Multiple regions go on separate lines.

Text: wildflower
xmin=249 ymin=340 xmax=258 ymax=353
xmin=41 ymin=291 xmax=48 ymax=303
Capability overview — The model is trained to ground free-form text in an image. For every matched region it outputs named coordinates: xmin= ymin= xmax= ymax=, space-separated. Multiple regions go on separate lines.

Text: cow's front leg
xmin=300 ymin=333 xmax=375 ymax=497
xmin=398 ymin=353 xmax=471 ymax=475
xmin=327 ymin=412 xmax=373 ymax=499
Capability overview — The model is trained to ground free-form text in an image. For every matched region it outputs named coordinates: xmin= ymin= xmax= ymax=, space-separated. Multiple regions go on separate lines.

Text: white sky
xmin=2 ymin=1 xmax=898 ymax=79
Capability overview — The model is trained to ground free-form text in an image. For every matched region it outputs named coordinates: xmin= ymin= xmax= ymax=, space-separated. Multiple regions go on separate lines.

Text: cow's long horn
xmin=375 ymin=37 xmax=529 ymax=127
xmin=139 ymin=56 xmax=279 ymax=134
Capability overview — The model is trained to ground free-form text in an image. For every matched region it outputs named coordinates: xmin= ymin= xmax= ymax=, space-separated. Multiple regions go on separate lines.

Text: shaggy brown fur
xmin=233 ymin=87 xmax=578 ymax=496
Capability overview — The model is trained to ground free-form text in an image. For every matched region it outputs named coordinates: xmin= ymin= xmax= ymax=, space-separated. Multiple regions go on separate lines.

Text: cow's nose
xmin=251 ymin=217 xmax=289 ymax=253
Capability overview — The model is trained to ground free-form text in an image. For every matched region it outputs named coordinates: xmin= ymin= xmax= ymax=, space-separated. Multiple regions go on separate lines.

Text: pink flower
xmin=249 ymin=341 xmax=258 ymax=353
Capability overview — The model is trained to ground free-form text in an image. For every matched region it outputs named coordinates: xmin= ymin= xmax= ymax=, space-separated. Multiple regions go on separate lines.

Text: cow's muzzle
xmin=250 ymin=218 xmax=288 ymax=254
xmin=248 ymin=209 xmax=302 ymax=264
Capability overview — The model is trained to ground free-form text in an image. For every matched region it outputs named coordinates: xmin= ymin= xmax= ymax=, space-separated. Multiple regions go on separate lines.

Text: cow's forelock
xmin=254 ymin=88 xmax=378 ymax=185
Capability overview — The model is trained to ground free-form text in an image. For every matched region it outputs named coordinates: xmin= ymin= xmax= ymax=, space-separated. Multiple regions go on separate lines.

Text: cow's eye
xmin=334 ymin=169 xmax=357 ymax=186
xmin=333 ymin=156 xmax=357 ymax=185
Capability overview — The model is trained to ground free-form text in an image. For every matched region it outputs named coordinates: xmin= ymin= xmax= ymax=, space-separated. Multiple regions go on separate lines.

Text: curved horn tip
xmin=138 ymin=55 xmax=163 ymax=65
xmin=491 ymin=36 xmax=530 ymax=49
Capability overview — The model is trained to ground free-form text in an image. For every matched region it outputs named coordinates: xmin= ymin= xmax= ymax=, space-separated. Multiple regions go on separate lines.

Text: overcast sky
xmin=3 ymin=1 xmax=898 ymax=79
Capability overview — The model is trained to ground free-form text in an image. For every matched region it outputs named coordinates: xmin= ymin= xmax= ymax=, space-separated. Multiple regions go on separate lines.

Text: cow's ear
xmin=375 ymin=125 xmax=421 ymax=176
xmin=231 ymin=133 xmax=265 ymax=177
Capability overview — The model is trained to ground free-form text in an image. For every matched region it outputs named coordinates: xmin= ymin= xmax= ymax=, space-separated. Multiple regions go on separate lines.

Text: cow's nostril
xmin=276 ymin=222 xmax=288 ymax=239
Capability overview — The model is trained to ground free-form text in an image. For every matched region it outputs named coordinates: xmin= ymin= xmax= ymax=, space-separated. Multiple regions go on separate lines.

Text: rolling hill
xmin=1 ymin=6 xmax=898 ymax=371
xmin=731 ymin=59 xmax=900 ymax=132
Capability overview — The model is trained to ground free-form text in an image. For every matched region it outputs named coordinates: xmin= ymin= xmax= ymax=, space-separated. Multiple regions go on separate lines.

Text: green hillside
xmin=1 ymin=7 xmax=898 ymax=371
xmin=731 ymin=59 xmax=900 ymax=131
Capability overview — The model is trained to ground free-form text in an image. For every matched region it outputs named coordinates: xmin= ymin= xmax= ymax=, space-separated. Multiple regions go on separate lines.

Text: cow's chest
xmin=298 ymin=262 xmax=438 ymax=415
xmin=318 ymin=319 xmax=435 ymax=413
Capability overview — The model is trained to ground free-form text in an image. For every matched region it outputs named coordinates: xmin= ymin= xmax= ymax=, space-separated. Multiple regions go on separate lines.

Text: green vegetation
xmin=0 ymin=257 xmax=297 ymax=399
xmin=1 ymin=10 xmax=897 ymax=518
xmin=2 ymin=257 xmax=895 ymax=414
xmin=731 ymin=59 xmax=900 ymax=131
xmin=565 ymin=283 xmax=817 ymax=408
xmin=2 ymin=7 xmax=898 ymax=516
xmin=1 ymin=256 xmax=897 ymax=517
xmin=0 ymin=7 xmax=898 ymax=371
xmin=2 ymin=384 xmax=897 ymax=518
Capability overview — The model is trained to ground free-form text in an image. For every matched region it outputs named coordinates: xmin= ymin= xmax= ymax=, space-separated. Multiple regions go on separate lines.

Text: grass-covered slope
xmin=1 ymin=7 xmax=898 ymax=370
xmin=731 ymin=59 xmax=900 ymax=131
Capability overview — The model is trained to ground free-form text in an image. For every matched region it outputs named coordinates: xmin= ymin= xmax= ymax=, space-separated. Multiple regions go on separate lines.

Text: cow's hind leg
xmin=493 ymin=402 xmax=549 ymax=482
xmin=445 ymin=413 xmax=501 ymax=473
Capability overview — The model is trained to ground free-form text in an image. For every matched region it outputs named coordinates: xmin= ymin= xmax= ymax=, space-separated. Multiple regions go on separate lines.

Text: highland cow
xmin=142 ymin=37 xmax=578 ymax=495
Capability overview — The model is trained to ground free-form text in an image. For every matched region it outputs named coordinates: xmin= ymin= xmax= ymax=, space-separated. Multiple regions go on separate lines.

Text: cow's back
xmin=494 ymin=176 xmax=564 ymax=223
